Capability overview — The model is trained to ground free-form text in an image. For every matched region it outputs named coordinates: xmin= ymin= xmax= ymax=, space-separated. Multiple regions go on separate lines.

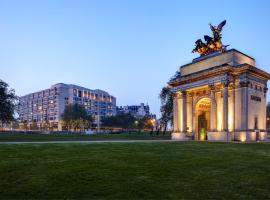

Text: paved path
xmin=0 ymin=139 xmax=269 ymax=145
xmin=0 ymin=140 xmax=177 ymax=145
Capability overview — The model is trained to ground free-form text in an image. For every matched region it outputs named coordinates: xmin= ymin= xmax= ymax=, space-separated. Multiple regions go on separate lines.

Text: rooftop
xmin=180 ymin=49 xmax=256 ymax=76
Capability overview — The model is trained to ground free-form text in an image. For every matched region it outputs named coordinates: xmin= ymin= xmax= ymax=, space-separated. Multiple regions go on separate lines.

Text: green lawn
xmin=0 ymin=132 xmax=170 ymax=142
xmin=0 ymin=142 xmax=270 ymax=199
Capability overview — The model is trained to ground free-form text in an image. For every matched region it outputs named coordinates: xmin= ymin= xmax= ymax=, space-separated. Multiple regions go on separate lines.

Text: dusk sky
xmin=1 ymin=0 xmax=270 ymax=117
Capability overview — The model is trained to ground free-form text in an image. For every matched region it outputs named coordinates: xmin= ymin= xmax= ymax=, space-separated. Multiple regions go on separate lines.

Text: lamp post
xmin=97 ymin=101 xmax=100 ymax=133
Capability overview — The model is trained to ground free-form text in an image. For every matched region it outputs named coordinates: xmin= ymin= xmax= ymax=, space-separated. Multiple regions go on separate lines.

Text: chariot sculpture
xmin=192 ymin=20 xmax=228 ymax=56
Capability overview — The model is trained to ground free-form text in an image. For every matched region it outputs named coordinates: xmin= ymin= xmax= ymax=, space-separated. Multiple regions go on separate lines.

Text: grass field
xmin=0 ymin=142 xmax=270 ymax=199
xmin=0 ymin=132 xmax=170 ymax=142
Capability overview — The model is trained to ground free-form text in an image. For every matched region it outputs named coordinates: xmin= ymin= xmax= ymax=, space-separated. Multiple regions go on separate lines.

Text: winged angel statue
xmin=192 ymin=20 xmax=228 ymax=56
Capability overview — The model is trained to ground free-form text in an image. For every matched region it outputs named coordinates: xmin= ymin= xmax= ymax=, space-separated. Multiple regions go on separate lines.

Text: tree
xmin=101 ymin=113 xmax=137 ymax=131
xmin=20 ymin=120 xmax=28 ymax=131
xmin=267 ymin=102 xmax=270 ymax=129
xmin=41 ymin=120 xmax=51 ymax=131
xmin=0 ymin=80 xmax=17 ymax=124
xmin=267 ymin=102 xmax=270 ymax=117
xmin=134 ymin=118 xmax=145 ymax=132
xmin=31 ymin=121 xmax=38 ymax=130
xmin=11 ymin=120 xmax=20 ymax=130
xmin=61 ymin=104 xmax=93 ymax=131
xmin=159 ymin=70 xmax=180 ymax=134
xmin=159 ymin=86 xmax=173 ymax=134
xmin=143 ymin=116 xmax=156 ymax=135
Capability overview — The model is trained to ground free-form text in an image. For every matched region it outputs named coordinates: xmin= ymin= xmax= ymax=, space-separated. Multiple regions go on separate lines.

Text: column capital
xmin=221 ymin=80 xmax=229 ymax=87
xmin=229 ymin=83 xmax=236 ymax=90
xmin=208 ymin=83 xmax=216 ymax=91
xmin=188 ymin=92 xmax=194 ymax=97
xmin=181 ymin=91 xmax=187 ymax=96
xmin=173 ymin=92 xmax=181 ymax=98
xmin=239 ymin=80 xmax=250 ymax=88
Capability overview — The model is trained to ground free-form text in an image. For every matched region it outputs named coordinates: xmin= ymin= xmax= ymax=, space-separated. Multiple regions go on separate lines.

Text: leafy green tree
xmin=0 ymin=80 xmax=17 ymax=124
xmin=144 ymin=117 xmax=154 ymax=130
xmin=134 ymin=118 xmax=145 ymax=132
xmin=101 ymin=115 xmax=118 ymax=127
xmin=41 ymin=120 xmax=51 ymax=131
xmin=159 ymin=70 xmax=181 ymax=134
xmin=20 ymin=120 xmax=28 ymax=131
xmin=61 ymin=104 xmax=93 ymax=131
xmin=11 ymin=120 xmax=20 ymax=130
xmin=143 ymin=117 xmax=154 ymax=135
xmin=101 ymin=113 xmax=137 ymax=131
xmin=159 ymin=86 xmax=173 ymax=134
xmin=31 ymin=121 xmax=38 ymax=130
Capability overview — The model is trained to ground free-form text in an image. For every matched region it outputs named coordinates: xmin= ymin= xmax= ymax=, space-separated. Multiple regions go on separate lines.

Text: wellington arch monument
xmin=169 ymin=20 xmax=270 ymax=142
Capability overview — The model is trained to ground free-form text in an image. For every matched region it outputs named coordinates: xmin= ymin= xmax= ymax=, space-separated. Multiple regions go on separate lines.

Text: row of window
xmin=73 ymin=89 xmax=114 ymax=102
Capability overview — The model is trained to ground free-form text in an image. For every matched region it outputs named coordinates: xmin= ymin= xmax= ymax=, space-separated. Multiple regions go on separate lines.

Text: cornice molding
xmin=169 ymin=64 xmax=270 ymax=88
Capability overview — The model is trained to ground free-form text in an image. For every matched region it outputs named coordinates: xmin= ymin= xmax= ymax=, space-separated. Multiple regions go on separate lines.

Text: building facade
xmin=117 ymin=103 xmax=150 ymax=118
xmin=169 ymin=49 xmax=270 ymax=142
xmin=18 ymin=83 xmax=116 ymax=130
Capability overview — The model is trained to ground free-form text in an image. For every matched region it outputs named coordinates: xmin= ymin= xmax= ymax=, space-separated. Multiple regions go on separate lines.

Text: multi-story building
xmin=117 ymin=103 xmax=150 ymax=118
xmin=18 ymin=83 xmax=116 ymax=130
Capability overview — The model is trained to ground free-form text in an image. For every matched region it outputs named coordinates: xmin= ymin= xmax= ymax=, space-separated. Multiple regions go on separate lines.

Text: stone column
xmin=263 ymin=87 xmax=268 ymax=130
xmin=231 ymin=84 xmax=235 ymax=132
xmin=188 ymin=93 xmax=194 ymax=133
xmin=222 ymin=81 xmax=229 ymax=132
xmin=173 ymin=93 xmax=179 ymax=132
xmin=182 ymin=91 xmax=187 ymax=132
xmin=209 ymin=84 xmax=217 ymax=131
xmin=240 ymin=80 xmax=249 ymax=130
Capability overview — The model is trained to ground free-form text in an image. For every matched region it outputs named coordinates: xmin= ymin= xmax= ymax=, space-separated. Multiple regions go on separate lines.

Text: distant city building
xmin=18 ymin=83 xmax=116 ymax=130
xmin=117 ymin=103 xmax=155 ymax=119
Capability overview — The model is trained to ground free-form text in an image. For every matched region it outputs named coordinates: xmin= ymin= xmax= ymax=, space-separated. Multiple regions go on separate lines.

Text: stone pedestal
xmin=258 ymin=131 xmax=268 ymax=141
xmin=171 ymin=132 xmax=190 ymax=140
xmin=234 ymin=131 xmax=268 ymax=142
xmin=207 ymin=131 xmax=232 ymax=141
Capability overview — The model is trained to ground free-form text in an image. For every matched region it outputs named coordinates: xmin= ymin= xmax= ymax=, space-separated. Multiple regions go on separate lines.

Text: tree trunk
xmin=163 ymin=124 xmax=167 ymax=135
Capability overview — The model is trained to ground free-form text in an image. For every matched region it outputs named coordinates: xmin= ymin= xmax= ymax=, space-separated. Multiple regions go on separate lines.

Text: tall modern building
xmin=18 ymin=83 xmax=116 ymax=130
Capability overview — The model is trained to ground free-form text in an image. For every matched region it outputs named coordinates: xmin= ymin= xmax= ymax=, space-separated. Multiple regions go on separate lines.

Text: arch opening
xmin=195 ymin=98 xmax=211 ymax=140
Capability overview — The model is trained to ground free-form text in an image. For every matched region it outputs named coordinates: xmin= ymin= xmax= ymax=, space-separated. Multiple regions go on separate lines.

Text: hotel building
xmin=18 ymin=83 xmax=116 ymax=130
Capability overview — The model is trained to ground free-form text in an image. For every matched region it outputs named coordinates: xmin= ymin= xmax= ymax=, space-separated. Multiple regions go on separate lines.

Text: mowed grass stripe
xmin=0 ymin=142 xmax=270 ymax=199
xmin=0 ymin=132 xmax=170 ymax=142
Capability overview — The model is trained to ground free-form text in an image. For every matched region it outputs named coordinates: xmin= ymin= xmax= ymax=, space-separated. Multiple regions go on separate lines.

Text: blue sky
xmin=1 ymin=0 xmax=270 ymax=117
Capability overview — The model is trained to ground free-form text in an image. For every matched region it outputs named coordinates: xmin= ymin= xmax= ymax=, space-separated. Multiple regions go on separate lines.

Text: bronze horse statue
xmin=192 ymin=20 xmax=228 ymax=56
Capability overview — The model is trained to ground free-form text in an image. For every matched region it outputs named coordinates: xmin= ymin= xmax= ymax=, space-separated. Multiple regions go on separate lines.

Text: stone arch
xmin=193 ymin=96 xmax=211 ymax=140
